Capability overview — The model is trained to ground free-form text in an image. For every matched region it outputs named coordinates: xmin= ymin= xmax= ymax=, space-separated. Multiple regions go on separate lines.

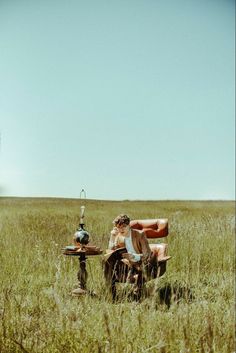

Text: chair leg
xmin=158 ymin=261 xmax=167 ymax=277
xmin=151 ymin=262 xmax=158 ymax=279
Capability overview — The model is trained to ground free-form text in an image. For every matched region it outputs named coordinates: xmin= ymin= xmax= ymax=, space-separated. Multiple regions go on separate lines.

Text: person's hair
xmin=113 ymin=214 xmax=130 ymax=226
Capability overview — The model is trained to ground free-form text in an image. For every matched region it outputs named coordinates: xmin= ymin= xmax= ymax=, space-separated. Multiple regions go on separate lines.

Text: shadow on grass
xmin=70 ymin=281 xmax=194 ymax=307
xmin=156 ymin=283 xmax=194 ymax=308
xmin=101 ymin=281 xmax=195 ymax=307
xmin=116 ymin=280 xmax=194 ymax=306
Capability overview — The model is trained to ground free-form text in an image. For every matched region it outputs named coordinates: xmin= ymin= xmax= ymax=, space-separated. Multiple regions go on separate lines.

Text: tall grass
xmin=0 ymin=198 xmax=235 ymax=353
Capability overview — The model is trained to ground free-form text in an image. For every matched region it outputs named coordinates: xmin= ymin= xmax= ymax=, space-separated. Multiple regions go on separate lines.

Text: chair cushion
xmin=130 ymin=219 xmax=168 ymax=238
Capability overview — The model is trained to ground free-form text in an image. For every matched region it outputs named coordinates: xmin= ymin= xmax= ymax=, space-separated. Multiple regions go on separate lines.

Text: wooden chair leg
xmin=158 ymin=261 xmax=167 ymax=277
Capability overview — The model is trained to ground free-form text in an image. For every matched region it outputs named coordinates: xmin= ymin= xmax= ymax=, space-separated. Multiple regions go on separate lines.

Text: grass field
xmin=0 ymin=197 xmax=235 ymax=353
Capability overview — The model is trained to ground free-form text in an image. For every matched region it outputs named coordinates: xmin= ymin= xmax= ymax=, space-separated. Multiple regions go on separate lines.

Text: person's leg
xmin=111 ymin=275 xmax=117 ymax=301
xmin=126 ymin=266 xmax=137 ymax=283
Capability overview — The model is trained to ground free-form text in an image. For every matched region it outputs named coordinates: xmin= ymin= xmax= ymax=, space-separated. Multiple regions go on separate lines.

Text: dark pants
xmin=104 ymin=250 xmax=158 ymax=301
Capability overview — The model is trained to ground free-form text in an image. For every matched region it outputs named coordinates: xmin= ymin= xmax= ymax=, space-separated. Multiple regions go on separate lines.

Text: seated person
xmin=108 ymin=215 xmax=170 ymax=262
xmin=108 ymin=214 xmax=162 ymax=289
xmin=108 ymin=214 xmax=151 ymax=263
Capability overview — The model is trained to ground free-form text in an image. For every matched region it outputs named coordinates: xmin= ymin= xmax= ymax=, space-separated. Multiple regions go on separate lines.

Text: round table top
xmin=62 ymin=244 xmax=103 ymax=256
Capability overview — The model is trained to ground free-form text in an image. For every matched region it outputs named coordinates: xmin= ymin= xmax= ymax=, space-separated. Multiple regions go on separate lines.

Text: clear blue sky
xmin=0 ymin=0 xmax=235 ymax=200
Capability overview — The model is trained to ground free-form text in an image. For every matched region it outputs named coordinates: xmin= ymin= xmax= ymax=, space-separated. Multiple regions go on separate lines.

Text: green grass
xmin=0 ymin=198 xmax=235 ymax=353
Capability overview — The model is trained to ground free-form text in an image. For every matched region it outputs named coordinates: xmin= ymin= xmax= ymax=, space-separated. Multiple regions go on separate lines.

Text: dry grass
xmin=0 ymin=197 xmax=235 ymax=353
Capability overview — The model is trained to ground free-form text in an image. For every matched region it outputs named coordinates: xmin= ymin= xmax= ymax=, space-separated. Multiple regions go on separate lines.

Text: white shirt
xmin=124 ymin=230 xmax=141 ymax=262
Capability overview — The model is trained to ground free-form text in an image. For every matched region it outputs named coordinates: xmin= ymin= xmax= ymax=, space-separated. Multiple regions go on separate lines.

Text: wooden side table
xmin=63 ymin=246 xmax=103 ymax=292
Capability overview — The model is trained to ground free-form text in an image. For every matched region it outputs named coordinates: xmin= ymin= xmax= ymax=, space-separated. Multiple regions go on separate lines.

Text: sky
xmin=0 ymin=0 xmax=235 ymax=200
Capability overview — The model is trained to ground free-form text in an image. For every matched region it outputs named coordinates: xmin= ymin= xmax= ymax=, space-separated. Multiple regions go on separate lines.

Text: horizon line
xmin=0 ymin=196 xmax=235 ymax=202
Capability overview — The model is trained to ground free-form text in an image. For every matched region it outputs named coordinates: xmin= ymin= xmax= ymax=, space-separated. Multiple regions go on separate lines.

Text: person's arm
xmin=132 ymin=253 xmax=141 ymax=261
xmin=108 ymin=227 xmax=119 ymax=250
xmin=122 ymin=252 xmax=142 ymax=263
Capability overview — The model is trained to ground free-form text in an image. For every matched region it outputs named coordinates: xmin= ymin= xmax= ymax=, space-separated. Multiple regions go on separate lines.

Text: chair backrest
xmin=130 ymin=219 xmax=168 ymax=239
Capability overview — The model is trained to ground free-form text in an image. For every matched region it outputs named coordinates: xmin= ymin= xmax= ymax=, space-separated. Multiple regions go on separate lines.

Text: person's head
xmin=113 ymin=214 xmax=130 ymax=236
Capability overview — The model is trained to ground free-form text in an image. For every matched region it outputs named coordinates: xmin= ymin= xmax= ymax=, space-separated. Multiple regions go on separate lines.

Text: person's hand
xmin=122 ymin=253 xmax=136 ymax=262
xmin=110 ymin=227 xmax=119 ymax=237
